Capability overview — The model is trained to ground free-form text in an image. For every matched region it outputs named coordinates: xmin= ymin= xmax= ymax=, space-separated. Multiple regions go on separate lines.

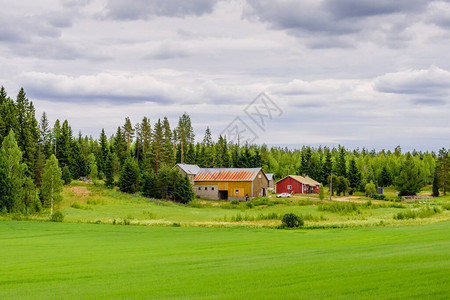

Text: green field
xmin=12 ymin=181 xmax=446 ymax=228
xmin=1 ymin=220 xmax=449 ymax=299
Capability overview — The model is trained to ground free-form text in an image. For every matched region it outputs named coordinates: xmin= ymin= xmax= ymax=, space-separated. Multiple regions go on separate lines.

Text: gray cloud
xmin=104 ymin=0 xmax=220 ymax=20
xmin=324 ymin=0 xmax=427 ymax=19
xmin=143 ymin=41 xmax=191 ymax=60
xmin=374 ymin=66 xmax=450 ymax=96
xmin=412 ymin=99 xmax=448 ymax=106
xmin=244 ymin=0 xmax=442 ymax=48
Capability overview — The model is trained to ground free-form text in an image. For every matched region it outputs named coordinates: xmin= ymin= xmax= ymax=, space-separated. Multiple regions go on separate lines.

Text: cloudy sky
xmin=1 ymin=0 xmax=449 ymax=151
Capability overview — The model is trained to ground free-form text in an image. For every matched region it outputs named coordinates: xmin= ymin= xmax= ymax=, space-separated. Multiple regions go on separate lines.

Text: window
xmin=235 ymin=189 xmax=239 ymax=194
xmin=198 ymin=187 xmax=201 ymax=191
xmin=205 ymin=187 xmax=207 ymax=190
xmin=258 ymin=174 xmax=262 ymax=178
xmin=211 ymin=187 xmax=214 ymax=191
xmin=287 ymin=185 xmax=292 ymax=190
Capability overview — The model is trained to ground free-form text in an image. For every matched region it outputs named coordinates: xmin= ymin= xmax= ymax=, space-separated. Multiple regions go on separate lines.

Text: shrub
xmin=281 ymin=213 xmax=303 ymax=228
xmin=394 ymin=206 xmax=441 ymax=220
xmin=318 ymin=201 xmax=360 ymax=214
xmin=231 ymin=200 xmax=240 ymax=205
xmin=365 ymin=181 xmax=376 ymax=197
xmin=371 ymin=194 xmax=386 ymax=200
xmin=51 ymin=210 xmax=64 ymax=222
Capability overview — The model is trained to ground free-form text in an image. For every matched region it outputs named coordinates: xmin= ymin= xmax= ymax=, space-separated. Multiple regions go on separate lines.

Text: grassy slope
xmin=50 ymin=181 xmax=450 ymax=228
xmin=1 ymin=220 xmax=449 ymax=299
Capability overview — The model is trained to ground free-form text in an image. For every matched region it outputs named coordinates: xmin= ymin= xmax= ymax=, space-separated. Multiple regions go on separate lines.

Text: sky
xmin=1 ymin=0 xmax=449 ymax=151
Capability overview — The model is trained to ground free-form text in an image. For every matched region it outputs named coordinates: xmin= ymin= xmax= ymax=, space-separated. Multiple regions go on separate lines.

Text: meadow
xmin=1 ymin=220 xmax=449 ymax=299
xmin=28 ymin=181 xmax=450 ymax=228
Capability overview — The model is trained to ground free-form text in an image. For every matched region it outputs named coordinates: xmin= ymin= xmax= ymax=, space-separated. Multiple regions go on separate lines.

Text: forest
xmin=0 ymin=86 xmax=449 ymax=214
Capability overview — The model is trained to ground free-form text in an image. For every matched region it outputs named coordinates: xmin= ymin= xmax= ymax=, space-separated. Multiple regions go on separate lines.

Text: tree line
xmin=0 ymin=86 xmax=449 ymax=214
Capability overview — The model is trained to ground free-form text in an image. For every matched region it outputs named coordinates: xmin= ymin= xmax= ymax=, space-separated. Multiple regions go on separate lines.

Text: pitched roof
xmin=174 ymin=164 xmax=200 ymax=175
xmin=266 ymin=173 xmax=274 ymax=181
xmin=276 ymin=175 xmax=320 ymax=186
xmin=194 ymin=168 xmax=265 ymax=182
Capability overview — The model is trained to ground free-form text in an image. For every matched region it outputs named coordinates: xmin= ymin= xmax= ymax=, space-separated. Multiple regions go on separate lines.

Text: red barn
xmin=275 ymin=175 xmax=320 ymax=194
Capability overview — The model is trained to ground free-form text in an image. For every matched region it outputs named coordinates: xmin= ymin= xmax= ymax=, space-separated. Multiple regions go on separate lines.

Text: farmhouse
xmin=275 ymin=175 xmax=320 ymax=194
xmin=194 ymin=168 xmax=269 ymax=201
xmin=173 ymin=164 xmax=200 ymax=186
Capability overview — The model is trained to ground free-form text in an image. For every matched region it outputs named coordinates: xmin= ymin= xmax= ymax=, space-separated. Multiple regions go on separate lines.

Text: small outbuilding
xmin=173 ymin=164 xmax=200 ymax=186
xmin=275 ymin=175 xmax=320 ymax=194
xmin=194 ymin=168 xmax=269 ymax=201
xmin=266 ymin=173 xmax=275 ymax=191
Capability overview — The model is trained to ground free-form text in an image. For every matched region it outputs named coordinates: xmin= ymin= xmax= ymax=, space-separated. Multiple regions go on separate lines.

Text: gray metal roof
xmin=266 ymin=173 xmax=274 ymax=181
xmin=175 ymin=164 xmax=201 ymax=175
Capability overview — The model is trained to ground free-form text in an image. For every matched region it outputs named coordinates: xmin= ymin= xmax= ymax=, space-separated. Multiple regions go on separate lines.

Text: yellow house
xmin=194 ymin=168 xmax=269 ymax=201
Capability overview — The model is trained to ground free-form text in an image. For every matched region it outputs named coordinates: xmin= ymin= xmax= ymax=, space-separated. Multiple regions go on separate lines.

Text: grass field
xmin=1 ymin=220 xmax=449 ymax=299
xmin=35 ymin=181 xmax=449 ymax=228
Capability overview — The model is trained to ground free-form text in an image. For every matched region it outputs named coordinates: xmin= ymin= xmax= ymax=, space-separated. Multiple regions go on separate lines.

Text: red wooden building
xmin=275 ymin=175 xmax=320 ymax=194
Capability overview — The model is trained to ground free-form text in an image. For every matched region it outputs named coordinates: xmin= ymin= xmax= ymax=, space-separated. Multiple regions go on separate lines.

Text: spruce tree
xmin=142 ymin=171 xmax=160 ymax=198
xmin=104 ymin=152 xmax=115 ymax=188
xmin=347 ymin=158 xmax=361 ymax=193
xmin=119 ymin=157 xmax=139 ymax=193
xmin=0 ymin=98 xmax=17 ymax=145
xmin=322 ymin=149 xmax=333 ymax=184
xmin=432 ymin=168 xmax=440 ymax=197
xmin=39 ymin=112 xmax=52 ymax=158
xmin=175 ymin=175 xmax=194 ymax=204
xmin=335 ymin=146 xmax=347 ymax=178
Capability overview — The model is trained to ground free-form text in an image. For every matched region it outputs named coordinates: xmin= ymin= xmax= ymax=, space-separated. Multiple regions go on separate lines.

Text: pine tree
xmin=0 ymin=130 xmax=27 ymax=213
xmin=175 ymin=113 xmax=194 ymax=164
xmin=123 ymin=117 xmax=134 ymax=153
xmin=162 ymin=117 xmax=174 ymax=166
xmin=40 ymin=154 xmax=63 ymax=216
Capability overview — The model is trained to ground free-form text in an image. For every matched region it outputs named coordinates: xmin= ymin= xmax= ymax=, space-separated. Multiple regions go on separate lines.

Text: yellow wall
xmin=195 ymin=181 xmax=254 ymax=197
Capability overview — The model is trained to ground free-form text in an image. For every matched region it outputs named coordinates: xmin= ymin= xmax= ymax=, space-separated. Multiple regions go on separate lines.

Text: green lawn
xmin=1 ymin=220 xmax=449 ymax=299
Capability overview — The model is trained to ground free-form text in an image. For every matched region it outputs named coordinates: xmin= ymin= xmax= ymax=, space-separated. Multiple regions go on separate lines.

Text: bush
xmin=371 ymin=194 xmax=386 ymax=200
xmin=231 ymin=200 xmax=240 ymax=205
xmin=281 ymin=213 xmax=303 ymax=228
xmin=394 ymin=206 xmax=441 ymax=220
xmin=318 ymin=201 xmax=360 ymax=214
xmin=51 ymin=210 xmax=64 ymax=222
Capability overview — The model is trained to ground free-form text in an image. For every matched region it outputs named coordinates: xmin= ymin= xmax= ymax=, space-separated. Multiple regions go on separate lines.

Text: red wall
xmin=276 ymin=177 xmax=303 ymax=194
